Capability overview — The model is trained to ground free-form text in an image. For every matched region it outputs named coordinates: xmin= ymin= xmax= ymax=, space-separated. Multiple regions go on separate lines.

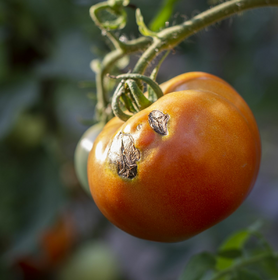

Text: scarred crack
xmin=109 ymin=132 xmax=140 ymax=179
xmin=148 ymin=110 xmax=170 ymax=135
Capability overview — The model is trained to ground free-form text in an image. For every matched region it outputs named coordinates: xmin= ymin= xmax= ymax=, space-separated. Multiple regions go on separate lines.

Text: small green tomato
xmin=74 ymin=123 xmax=104 ymax=193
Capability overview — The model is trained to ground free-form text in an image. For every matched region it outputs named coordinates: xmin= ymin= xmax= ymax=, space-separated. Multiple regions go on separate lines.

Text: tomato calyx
xmin=110 ymin=73 xmax=163 ymax=122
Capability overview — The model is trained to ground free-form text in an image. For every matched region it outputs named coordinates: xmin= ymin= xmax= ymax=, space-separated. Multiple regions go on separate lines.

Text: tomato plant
xmin=87 ymin=72 xmax=261 ymax=242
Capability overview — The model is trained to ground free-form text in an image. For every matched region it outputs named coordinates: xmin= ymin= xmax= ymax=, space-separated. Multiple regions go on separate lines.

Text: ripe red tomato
xmin=15 ymin=215 xmax=76 ymax=277
xmin=87 ymin=72 xmax=261 ymax=242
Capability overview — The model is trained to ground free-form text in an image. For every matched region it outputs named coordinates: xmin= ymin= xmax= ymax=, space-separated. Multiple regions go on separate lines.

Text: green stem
xmin=121 ymin=93 xmax=139 ymax=113
xmin=121 ymin=36 xmax=152 ymax=52
xmin=95 ymin=37 xmax=151 ymax=121
xmin=111 ymin=83 xmax=133 ymax=121
xmin=133 ymin=0 xmax=278 ymax=74
xmin=150 ymin=50 xmax=170 ymax=81
xmin=125 ymin=79 xmax=152 ymax=109
xmin=96 ymin=49 xmax=125 ymax=119
xmin=116 ymin=73 xmax=163 ymax=99
xmin=90 ymin=3 xmax=124 ymax=48
xmin=93 ymin=0 xmax=278 ymax=121
xmin=110 ymin=73 xmax=163 ymax=120
xmin=148 ymin=50 xmax=170 ymax=102
xmin=211 ymin=252 xmax=278 ymax=280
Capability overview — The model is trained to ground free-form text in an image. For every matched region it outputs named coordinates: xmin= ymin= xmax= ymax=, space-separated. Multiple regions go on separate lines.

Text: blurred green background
xmin=0 ymin=0 xmax=278 ymax=279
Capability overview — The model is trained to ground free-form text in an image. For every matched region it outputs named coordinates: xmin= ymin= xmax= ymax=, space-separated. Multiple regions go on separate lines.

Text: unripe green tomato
xmin=74 ymin=123 xmax=104 ymax=193
xmin=57 ymin=241 xmax=120 ymax=280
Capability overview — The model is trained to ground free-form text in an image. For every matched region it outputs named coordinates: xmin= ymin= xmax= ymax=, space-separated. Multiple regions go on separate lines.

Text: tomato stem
xmin=133 ymin=0 xmax=278 ymax=75
xmin=125 ymin=79 xmax=152 ymax=110
xmin=90 ymin=0 xmax=278 ymax=122
xmin=110 ymin=73 xmax=163 ymax=120
xmin=94 ymin=39 xmax=151 ymax=122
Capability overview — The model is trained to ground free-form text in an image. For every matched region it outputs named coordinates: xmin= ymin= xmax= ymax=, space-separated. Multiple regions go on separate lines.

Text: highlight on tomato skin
xmin=87 ymin=72 xmax=261 ymax=243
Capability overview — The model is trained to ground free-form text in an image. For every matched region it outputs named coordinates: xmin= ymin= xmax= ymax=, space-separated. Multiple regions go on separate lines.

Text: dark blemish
xmin=148 ymin=110 xmax=170 ymax=135
xmin=109 ymin=132 xmax=140 ymax=179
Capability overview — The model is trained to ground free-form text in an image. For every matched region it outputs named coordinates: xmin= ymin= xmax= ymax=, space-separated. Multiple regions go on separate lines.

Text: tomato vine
xmin=89 ymin=0 xmax=278 ymax=122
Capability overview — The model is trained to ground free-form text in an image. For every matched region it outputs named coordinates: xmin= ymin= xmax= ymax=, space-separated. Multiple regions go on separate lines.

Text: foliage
xmin=149 ymin=0 xmax=182 ymax=31
xmin=179 ymin=223 xmax=278 ymax=280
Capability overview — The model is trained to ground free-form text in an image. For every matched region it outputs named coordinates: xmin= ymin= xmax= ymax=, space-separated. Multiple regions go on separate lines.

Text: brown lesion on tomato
xmin=109 ymin=132 xmax=140 ymax=179
xmin=148 ymin=110 xmax=170 ymax=135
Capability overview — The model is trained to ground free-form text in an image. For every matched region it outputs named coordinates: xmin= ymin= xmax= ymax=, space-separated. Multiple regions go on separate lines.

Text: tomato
xmin=15 ymin=214 xmax=76 ymax=277
xmin=74 ymin=123 xmax=104 ymax=193
xmin=58 ymin=241 xmax=120 ymax=280
xmin=87 ymin=72 xmax=261 ymax=242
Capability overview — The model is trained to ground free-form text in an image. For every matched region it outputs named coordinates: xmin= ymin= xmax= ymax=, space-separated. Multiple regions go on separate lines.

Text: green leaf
xmin=149 ymin=0 xmax=181 ymax=32
xmin=260 ymin=256 xmax=278 ymax=278
xmin=216 ymin=229 xmax=252 ymax=271
xmin=218 ymin=249 xmax=242 ymax=259
xmin=236 ymin=269 xmax=262 ymax=280
xmin=179 ymin=252 xmax=216 ymax=280
xmin=217 ymin=230 xmax=251 ymax=259
xmin=216 ymin=257 xmax=234 ymax=271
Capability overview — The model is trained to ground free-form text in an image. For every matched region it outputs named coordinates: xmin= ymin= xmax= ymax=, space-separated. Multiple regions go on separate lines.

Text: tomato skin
xmin=88 ymin=72 xmax=261 ymax=242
